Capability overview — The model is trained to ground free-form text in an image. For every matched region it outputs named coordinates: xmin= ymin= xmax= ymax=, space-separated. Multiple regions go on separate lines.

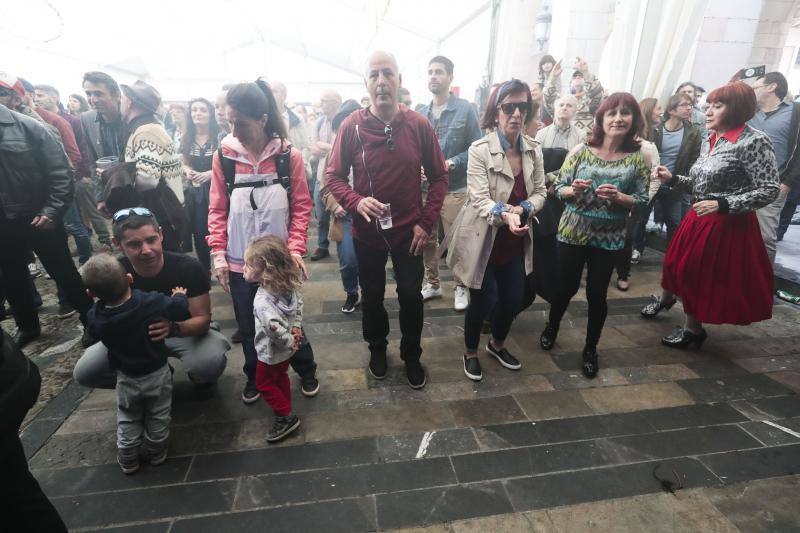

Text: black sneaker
xmin=267 ymin=413 xmax=301 ymax=442
xmin=341 ymin=293 xmax=360 ymax=313
xmin=241 ymin=382 xmax=260 ymax=404
xmin=13 ymin=327 xmax=41 ymax=349
xmin=368 ymin=351 xmax=388 ymax=380
xmin=309 ymin=248 xmax=330 ymax=261
xmin=231 ymin=328 xmax=243 ymax=343
xmin=405 ymin=360 xmax=427 ymax=389
xmin=486 ymin=343 xmax=521 ymax=370
xmin=463 ymin=354 xmax=482 ymax=381
xmin=301 ymin=376 xmax=320 ymax=397
xmin=57 ymin=302 xmax=77 ymax=319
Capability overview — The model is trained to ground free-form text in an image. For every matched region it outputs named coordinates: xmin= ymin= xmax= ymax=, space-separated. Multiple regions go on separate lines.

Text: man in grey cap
xmin=117 ymin=80 xmax=186 ymax=251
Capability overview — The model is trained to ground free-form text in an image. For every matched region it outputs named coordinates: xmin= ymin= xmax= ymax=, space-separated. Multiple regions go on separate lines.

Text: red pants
xmin=255 ymin=359 xmax=292 ymax=416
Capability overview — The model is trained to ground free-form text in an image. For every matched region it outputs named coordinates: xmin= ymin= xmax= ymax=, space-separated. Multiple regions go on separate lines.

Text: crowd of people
xmin=1 ymin=48 xmax=796 ymax=528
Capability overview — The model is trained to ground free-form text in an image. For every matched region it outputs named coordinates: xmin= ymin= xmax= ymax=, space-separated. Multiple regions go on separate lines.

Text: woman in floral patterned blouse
xmin=539 ymin=93 xmax=652 ymax=379
xmin=643 ymin=81 xmax=779 ymax=348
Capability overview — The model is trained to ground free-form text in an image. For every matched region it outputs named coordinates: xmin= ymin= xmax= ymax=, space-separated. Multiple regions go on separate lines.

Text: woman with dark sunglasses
xmin=444 ymin=79 xmax=547 ymax=381
xmin=539 ymin=93 xmax=651 ymax=378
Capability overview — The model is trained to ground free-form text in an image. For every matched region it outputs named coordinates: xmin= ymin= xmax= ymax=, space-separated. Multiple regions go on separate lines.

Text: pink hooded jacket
xmin=207 ymin=134 xmax=312 ymax=273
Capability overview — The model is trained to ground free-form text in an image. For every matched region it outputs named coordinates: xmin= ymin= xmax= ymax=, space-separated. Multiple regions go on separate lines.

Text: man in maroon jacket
xmin=326 ymin=50 xmax=448 ymax=389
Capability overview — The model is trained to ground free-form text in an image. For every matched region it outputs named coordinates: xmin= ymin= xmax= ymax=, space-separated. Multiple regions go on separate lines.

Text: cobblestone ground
xmin=10 ymin=241 xmax=800 ymax=532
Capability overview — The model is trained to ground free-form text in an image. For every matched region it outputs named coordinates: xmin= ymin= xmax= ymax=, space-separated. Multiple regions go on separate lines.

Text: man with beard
xmin=417 ymin=56 xmax=482 ymax=311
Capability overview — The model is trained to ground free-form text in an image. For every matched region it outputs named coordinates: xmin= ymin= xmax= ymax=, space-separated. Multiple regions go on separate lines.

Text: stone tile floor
xmin=8 ymin=245 xmax=800 ymax=532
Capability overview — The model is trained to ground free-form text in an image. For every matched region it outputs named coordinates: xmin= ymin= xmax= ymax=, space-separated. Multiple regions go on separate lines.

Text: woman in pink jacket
xmin=207 ymin=79 xmax=318 ymax=405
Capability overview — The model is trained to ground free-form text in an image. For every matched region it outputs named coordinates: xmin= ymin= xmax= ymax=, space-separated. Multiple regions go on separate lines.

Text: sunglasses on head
xmin=112 ymin=207 xmax=155 ymax=222
xmin=498 ymin=102 xmax=530 ymax=115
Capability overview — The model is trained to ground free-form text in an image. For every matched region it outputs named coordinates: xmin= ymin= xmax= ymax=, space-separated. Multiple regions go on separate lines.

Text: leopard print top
xmin=674 ymin=125 xmax=779 ymax=214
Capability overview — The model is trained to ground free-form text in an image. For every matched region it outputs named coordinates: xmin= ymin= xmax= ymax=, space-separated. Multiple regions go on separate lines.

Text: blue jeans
xmin=336 ymin=216 xmax=359 ymax=295
xmin=313 ymin=178 xmax=330 ymax=251
xmin=228 ymin=271 xmax=317 ymax=384
xmin=464 ymin=255 xmax=525 ymax=351
xmin=633 ymin=186 xmax=684 ymax=253
xmin=62 ymin=202 xmax=93 ymax=265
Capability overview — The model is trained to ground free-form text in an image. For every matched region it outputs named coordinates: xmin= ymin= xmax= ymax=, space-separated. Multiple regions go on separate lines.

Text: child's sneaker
xmin=267 ymin=414 xmax=300 ymax=443
xmin=117 ymin=447 xmax=140 ymax=474
xmin=143 ymin=438 xmax=168 ymax=466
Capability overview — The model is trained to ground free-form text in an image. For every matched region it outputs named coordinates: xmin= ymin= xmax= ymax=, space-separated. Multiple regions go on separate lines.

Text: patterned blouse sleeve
xmin=627 ymin=154 xmax=649 ymax=207
xmin=722 ymin=133 xmax=780 ymax=214
xmin=554 ymin=145 xmax=582 ymax=200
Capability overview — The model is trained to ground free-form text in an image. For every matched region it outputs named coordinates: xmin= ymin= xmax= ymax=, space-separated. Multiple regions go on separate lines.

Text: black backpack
xmin=218 ymin=146 xmax=292 ymax=209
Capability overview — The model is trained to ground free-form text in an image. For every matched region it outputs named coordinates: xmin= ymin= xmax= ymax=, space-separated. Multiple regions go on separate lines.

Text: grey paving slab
xmin=51 ymin=479 xmax=236 ymax=530
xmin=83 ymin=523 xmax=171 ymax=533
xmin=235 ymin=457 xmax=456 ymax=509
xmin=606 ymin=425 xmax=762 ymax=460
xmin=475 ymin=411 xmax=655 ymax=450
xmin=705 ymin=475 xmax=800 ymax=533
xmin=376 ymin=481 xmax=514 ymax=530
xmin=186 ymin=437 xmax=378 ymax=481
xmin=643 ymin=403 xmax=748 ymax=433
xmin=171 ymin=496 xmax=377 ymax=533
xmin=740 ymin=419 xmax=800 ymax=446
xmin=35 ymin=456 xmax=192 ymax=498
xmin=677 ymin=373 xmax=795 ymax=402
xmin=699 ymin=443 xmax=800 ymax=484
xmin=377 ymin=428 xmax=481 ymax=462
xmin=503 ymin=457 xmax=720 ymax=512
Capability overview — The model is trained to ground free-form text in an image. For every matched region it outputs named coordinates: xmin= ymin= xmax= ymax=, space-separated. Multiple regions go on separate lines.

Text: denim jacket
xmin=418 ymin=94 xmax=482 ymax=192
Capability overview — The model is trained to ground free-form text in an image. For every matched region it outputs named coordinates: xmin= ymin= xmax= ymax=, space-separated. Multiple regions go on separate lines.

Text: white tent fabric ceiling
xmin=2 ymin=0 xmax=492 ymax=103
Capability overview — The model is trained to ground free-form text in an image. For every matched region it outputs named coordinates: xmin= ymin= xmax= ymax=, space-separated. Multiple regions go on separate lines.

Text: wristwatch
xmin=169 ymin=321 xmax=182 ymax=338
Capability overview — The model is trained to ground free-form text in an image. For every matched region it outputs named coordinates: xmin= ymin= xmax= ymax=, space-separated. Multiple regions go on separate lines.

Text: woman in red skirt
xmin=642 ymin=81 xmax=779 ymax=348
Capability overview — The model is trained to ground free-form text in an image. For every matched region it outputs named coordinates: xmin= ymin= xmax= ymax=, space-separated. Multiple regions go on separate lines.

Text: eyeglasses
xmin=751 ymin=84 xmax=767 ymax=90
xmin=112 ymin=207 xmax=155 ymax=222
xmin=384 ymin=124 xmax=395 ymax=152
xmin=498 ymin=102 xmax=530 ymax=115
xmin=677 ymin=103 xmax=693 ymax=108
xmin=0 ymin=87 xmax=16 ymax=98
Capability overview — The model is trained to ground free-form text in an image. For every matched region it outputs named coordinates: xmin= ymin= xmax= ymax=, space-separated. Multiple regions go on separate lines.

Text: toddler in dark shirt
xmin=80 ymin=254 xmax=190 ymax=474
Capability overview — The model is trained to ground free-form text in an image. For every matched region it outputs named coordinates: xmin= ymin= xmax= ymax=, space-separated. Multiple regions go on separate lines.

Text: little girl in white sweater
xmin=244 ymin=235 xmax=304 ymax=442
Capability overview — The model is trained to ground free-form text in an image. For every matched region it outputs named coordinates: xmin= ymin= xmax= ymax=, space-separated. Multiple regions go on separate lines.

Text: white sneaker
xmin=421 ymin=283 xmax=443 ymax=301
xmin=454 ymin=286 xmax=469 ymax=311
xmin=630 ymin=250 xmax=641 ymax=264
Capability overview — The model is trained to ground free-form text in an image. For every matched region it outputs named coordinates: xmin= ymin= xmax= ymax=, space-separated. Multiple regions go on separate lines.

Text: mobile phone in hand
xmin=740 ymin=65 xmax=766 ymax=80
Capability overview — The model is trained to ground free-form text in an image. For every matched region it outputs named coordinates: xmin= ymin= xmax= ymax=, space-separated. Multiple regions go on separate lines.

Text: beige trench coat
xmin=443 ymin=132 xmax=547 ymax=289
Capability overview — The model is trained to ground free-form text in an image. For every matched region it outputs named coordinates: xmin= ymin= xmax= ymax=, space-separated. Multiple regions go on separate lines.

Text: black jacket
xmin=653 ymin=120 xmax=702 ymax=178
xmin=88 ymin=289 xmax=191 ymax=376
xmin=781 ymin=102 xmax=800 ymax=198
xmin=0 ymin=104 xmax=74 ymax=222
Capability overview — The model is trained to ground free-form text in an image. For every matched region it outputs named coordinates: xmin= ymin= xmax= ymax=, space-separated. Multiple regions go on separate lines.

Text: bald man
xmin=325 ymin=51 xmax=448 ymax=389
xmin=309 ymin=90 xmax=343 ymax=262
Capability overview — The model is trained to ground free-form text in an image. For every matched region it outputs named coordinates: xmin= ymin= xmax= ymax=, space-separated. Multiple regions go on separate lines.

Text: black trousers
xmin=0 ymin=219 xmax=92 ymax=332
xmin=354 ymin=236 xmax=424 ymax=361
xmin=547 ymin=242 xmax=617 ymax=349
xmin=0 ymin=350 xmax=67 ymax=532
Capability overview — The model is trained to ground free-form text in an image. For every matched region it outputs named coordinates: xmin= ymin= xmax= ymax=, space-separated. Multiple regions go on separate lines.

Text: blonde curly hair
xmin=244 ymin=235 xmax=301 ymax=294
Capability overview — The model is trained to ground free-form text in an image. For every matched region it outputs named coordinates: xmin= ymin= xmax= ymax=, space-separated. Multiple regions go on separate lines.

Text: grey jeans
xmin=117 ymin=365 xmax=172 ymax=449
xmin=74 ymin=330 xmax=230 ymax=389
xmin=756 ymin=187 xmax=788 ymax=265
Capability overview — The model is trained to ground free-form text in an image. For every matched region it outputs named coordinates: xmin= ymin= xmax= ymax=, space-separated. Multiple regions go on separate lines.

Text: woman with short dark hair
xmin=446 ymin=79 xmax=547 ymax=382
xmin=540 ymin=93 xmax=651 ymax=378
xmin=207 ymin=79 xmax=319 ymax=406
xmin=645 ymin=81 xmax=779 ymax=347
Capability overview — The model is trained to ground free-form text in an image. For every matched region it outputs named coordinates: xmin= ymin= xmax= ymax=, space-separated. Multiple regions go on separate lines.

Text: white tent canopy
xmin=2 ymin=0 xmax=493 ymax=105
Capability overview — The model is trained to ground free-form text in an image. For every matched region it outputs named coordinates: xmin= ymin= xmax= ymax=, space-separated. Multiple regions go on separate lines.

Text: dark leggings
xmin=464 ymin=255 xmax=525 ymax=351
xmin=547 ymin=242 xmax=617 ymax=349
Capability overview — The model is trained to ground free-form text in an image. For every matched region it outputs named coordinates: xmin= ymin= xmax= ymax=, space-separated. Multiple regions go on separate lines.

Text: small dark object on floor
xmin=652 ymin=464 xmax=683 ymax=494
